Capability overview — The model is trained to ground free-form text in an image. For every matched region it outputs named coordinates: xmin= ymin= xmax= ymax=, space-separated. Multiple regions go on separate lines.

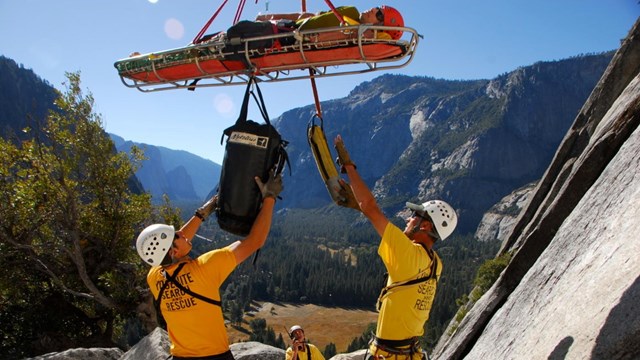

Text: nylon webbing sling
xmin=156 ymin=262 xmax=222 ymax=309
xmin=376 ymin=244 xmax=439 ymax=310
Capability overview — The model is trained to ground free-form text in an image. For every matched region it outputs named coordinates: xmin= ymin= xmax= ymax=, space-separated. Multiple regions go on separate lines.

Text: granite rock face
xmin=432 ymin=18 xmax=640 ymax=360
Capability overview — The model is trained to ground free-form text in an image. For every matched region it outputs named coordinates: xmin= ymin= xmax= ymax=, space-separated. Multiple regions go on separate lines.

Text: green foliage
xmin=0 ymin=72 xmax=153 ymax=357
xmin=448 ymin=250 xmax=512 ymax=337
xmin=436 ymin=97 xmax=504 ymax=153
xmin=323 ymin=342 xmax=337 ymax=358
xmin=472 ymin=251 xmax=512 ymax=301
xmin=248 ymin=318 xmax=286 ymax=349
xmin=347 ymin=322 xmax=376 ymax=352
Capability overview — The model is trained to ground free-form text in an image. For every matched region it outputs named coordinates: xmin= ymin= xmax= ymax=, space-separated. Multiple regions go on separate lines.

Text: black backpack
xmin=216 ymin=77 xmax=288 ymax=236
xmin=223 ymin=20 xmax=296 ymax=60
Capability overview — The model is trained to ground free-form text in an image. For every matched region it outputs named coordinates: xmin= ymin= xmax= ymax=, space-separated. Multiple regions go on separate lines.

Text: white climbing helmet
xmin=406 ymin=200 xmax=458 ymax=240
xmin=290 ymin=325 xmax=303 ymax=333
xmin=136 ymin=224 xmax=175 ymax=266
xmin=289 ymin=325 xmax=304 ymax=338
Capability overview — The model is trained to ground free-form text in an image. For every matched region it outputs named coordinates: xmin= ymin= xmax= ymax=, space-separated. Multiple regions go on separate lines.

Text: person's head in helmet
xmin=360 ymin=5 xmax=405 ymax=40
xmin=404 ymin=200 xmax=458 ymax=245
xmin=289 ymin=325 xmax=305 ymax=342
xmin=286 ymin=324 xmax=324 ymax=358
xmin=136 ymin=224 xmax=193 ymax=266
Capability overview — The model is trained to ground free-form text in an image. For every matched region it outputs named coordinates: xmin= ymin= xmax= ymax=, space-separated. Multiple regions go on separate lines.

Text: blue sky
xmin=1 ymin=1 xmax=637 ymax=164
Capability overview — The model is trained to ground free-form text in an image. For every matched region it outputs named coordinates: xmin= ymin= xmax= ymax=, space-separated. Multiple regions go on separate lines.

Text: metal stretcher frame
xmin=114 ymin=24 xmax=420 ymax=92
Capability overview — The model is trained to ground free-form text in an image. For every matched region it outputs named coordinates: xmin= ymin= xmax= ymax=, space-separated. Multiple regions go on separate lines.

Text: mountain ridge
xmin=272 ymin=52 xmax=613 ymax=234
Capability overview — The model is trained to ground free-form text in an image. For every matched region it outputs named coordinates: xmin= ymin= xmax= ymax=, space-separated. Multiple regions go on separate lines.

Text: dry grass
xmin=227 ymin=302 xmax=378 ymax=353
xmin=317 ymin=245 xmax=358 ymax=266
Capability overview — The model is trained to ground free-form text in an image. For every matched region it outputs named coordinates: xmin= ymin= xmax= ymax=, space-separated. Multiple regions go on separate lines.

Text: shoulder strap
xmin=306 ymin=344 xmax=311 ymax=360
xmin=249 ymin=77 xmax=270 ymax=123
xmin=163 ymin=264 xmax=222 ymax=308
xmin=221 ymin=76 xmax=272 ymax=144
xmin=166 ymin=276 xmax=222 ymax=308
xmin=154 ymin=262 xmax=187 ymax=305
xmin=376 ymin=245 xmax=439 ymax=310
xmin=236 ymin=77 xmax=253 ymax=126
xmin=418 ymin=243 xmax=439 ymax=281
xmin=154 ymin=262 xmax=188 ymax=327
xmin=238 ymin=77 xmax=271 ymax=126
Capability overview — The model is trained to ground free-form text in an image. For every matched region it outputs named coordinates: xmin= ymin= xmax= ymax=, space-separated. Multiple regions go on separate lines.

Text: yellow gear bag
xmin=307 ymin=122 xmax=358 ymax=209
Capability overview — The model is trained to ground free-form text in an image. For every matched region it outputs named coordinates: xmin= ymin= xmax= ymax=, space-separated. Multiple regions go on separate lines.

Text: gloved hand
xmin=334 ymin=135 xmax=356 ymax=173
xmin=336 ymin=179 xmax=361 ymax=211
xmin=195 ymin=195 xmax=218 ymax=221
xmin=255 ymin=169 xmax=283 ymax=200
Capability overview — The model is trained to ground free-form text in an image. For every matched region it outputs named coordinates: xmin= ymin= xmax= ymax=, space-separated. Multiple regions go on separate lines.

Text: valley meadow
xmin=227 ymin=301 xmax=378 ymax=353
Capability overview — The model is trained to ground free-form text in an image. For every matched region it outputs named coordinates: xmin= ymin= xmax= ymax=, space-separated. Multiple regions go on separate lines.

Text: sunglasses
xmin=411 ymin=211 xmax=431 ymax=221
xmin=411 ymin=212 xmax=442 ymax=240
xmin=376 ymin=7 xmax=384 ymax=22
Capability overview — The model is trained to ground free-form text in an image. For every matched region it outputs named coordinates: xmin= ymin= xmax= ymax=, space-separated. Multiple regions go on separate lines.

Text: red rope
xmin=309 ymin=69 xmax=323 ymax=119
xmin=192 ymin=0 xmax=230 ymax=44
xmin=233 ymin=0 xmax=247 ymax=24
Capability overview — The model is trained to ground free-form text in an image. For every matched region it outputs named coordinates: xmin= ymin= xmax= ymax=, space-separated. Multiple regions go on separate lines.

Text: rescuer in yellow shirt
xmin=334 ymin=135 xmax=458 ymax=360
xmin=136 ymin=172 xmax=282 ymax=360
xmin=285 ymin=325 xmax=325 ymax=360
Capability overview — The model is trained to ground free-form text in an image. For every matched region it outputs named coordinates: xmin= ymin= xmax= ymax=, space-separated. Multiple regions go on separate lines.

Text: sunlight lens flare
xmin=214 ymin=93 xmax=235 ymax=116
xmin=164 ymin=18 xmax=184 ymax=40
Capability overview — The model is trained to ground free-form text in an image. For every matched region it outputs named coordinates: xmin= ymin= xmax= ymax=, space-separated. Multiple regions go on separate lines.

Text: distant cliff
xmin=110 ymin=134 xmax=221 ymax=203
xmin=0 ymin=51 xmax=614 ymax=234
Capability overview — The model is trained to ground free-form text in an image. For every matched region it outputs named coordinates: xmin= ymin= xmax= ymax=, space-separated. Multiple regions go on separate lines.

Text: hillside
xmin=226 ymin=302 xmax=378 ymax=353
xmin=273 ymin=52 xmax=612 ymax=234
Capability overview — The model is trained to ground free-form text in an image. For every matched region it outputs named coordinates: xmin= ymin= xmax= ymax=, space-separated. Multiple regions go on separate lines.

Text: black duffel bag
xmin=216 ymin=77 xmax=288 ymax=236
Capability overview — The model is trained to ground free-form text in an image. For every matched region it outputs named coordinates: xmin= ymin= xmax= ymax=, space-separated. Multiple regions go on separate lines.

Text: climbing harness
xmin=376 ymin=245 xmax=439 ymax=311
xmin=365 ymin=245 xmax=439 ymax=360
xmin=364 ymin=336 xmax=426 ymax=359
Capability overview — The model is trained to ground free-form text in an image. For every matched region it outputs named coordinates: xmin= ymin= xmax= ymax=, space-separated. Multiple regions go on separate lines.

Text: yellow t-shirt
xmin=147 ymin=247 xmax=237 ymax=357
xmin=376 ymin=223 xmax=442 ymax=340
xmin=296 ymin=6 xmax=392 ymax=40
xmin=285 ymin=343 xmax=326 ymax=360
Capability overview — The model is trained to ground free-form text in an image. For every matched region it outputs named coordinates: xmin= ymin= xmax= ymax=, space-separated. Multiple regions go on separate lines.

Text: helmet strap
xmin=160 ymin=252 xmax=172 ymax=266
xmin=409 ymin=217 xmax=425 ymax=236
xmin=409 ymin=217 xmax=439 ymax=241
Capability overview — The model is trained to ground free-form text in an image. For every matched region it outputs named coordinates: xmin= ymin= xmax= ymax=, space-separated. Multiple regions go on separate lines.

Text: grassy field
xmin=227 ymin=301 xmax=378 ymax=353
